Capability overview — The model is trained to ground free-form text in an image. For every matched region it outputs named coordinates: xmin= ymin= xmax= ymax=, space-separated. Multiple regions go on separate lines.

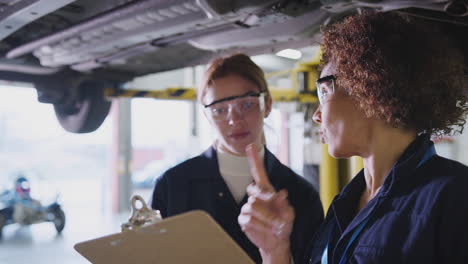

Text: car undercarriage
xmin=0 ymin=0 xmax=467 ymax=132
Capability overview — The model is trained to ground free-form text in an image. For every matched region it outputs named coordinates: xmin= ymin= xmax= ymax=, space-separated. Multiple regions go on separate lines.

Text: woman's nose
xmin=227 ymin=108 xmax=243 ymax=125
xmin=312 ymin=106 xmax=322 ymax=124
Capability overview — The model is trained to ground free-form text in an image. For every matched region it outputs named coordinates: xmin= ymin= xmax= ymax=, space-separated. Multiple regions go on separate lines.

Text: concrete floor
xmin=0 ymin=209 xmax=126 ymax=264
xmin=0 ymin=179 xmax=152 ymax=264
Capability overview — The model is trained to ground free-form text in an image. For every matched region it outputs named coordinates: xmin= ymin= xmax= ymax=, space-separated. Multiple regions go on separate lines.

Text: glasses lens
xmin=205 ymin=94 xmax=264 ymax=122
xmin=316 ymin=77 xmax=335 ymax=104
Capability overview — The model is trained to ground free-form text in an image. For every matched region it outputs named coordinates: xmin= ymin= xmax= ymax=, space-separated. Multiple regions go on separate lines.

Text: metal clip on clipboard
xmin=121 ymin=195 xmax=162 ymax=232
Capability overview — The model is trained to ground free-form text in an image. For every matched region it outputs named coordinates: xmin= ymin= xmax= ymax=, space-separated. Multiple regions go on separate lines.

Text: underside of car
xmin=0 ymin=0 xmax=467 ymax=133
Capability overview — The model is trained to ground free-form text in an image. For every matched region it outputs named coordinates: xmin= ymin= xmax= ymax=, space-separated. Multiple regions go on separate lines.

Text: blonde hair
xmin=198 ymin=53 xmax=270 ymax=105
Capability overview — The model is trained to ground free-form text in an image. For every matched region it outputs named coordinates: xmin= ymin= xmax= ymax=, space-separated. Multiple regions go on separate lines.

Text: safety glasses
xmin=203 ymin=91 xmax=266 ymax=122
xmin=316 ymin=75 xmax=336 ymax=104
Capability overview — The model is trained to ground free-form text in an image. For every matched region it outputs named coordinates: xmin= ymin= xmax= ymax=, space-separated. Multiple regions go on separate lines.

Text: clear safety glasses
xmin=316 ymin=75 xmax=336 ymax=104
xmin=203 ymin=91 xmax=266 ymax=122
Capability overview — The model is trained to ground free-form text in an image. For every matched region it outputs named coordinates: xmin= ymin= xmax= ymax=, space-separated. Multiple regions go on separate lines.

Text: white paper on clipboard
xmin=74 ymin=210 xmax=255 ymax=264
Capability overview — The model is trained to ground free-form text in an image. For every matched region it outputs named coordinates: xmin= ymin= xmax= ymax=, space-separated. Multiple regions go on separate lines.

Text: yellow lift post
xmin=320 ymin=144 xmax=339 ymax=212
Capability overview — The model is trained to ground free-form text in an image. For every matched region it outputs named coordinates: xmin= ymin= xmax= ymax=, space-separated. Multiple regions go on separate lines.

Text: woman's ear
xmin=264 ymin=95 xmax=272 ymax=118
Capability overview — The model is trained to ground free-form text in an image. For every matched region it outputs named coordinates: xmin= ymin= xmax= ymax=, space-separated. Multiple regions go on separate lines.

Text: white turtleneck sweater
xmin=217 ymin=147 xmax=265 ymax=203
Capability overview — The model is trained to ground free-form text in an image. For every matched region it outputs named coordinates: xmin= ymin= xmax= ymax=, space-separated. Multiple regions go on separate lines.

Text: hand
xmin=238 ymin=144 xmax=295 ymax=262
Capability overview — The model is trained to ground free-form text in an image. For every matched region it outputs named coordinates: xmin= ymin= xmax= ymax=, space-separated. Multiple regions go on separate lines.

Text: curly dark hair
xmin=322 ymin=11 xmax=467 ymax=136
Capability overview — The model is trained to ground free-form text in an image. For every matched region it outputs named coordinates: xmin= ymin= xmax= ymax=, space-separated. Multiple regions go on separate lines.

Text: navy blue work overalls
xmin=307 ymin=134 xmax=468 ymax=264
xmin=151 ymin=146 xmax=324 ymax=264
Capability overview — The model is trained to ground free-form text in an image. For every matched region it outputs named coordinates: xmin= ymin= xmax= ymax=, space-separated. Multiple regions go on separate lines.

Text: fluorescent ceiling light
xmin=276 ymin=49 xmax=302 ymax=60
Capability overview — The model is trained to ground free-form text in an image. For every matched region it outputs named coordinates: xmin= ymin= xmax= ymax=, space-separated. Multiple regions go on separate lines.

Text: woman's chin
xmin=228 ymin=139 xmax=256 ymax=154
xmin=328 ymin=147 xmax=353 ymax=159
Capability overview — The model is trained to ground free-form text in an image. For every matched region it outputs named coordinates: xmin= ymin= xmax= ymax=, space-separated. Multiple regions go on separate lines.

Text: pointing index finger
xmin=246 ymin=144 xmax=274 ymax=192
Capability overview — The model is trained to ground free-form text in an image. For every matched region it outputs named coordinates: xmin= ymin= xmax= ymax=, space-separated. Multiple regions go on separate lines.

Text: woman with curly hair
xmin=238 ymin=11 xmax=468 ymax=264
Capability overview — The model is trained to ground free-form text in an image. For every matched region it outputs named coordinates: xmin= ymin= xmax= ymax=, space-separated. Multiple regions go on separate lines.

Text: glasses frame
xmin=203 ymin=91 xmax=267 ymax=122
xmin=203 ymin=91 xmax=265 ymax=108
xmin=316 ymin=75 xmax=336 ymax=104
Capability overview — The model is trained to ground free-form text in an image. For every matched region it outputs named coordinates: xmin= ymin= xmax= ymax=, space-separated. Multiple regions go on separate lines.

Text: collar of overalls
xmin=329 ymin=133 xmax=435 ymax=235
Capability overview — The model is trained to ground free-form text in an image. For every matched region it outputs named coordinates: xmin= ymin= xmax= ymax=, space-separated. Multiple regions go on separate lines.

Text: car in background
xmin=0 ymin=0 xmax=466 ymax=133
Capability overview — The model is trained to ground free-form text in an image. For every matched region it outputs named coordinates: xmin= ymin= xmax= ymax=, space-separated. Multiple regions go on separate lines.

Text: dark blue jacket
xmin=307 ymin=135 xmax=468 ymax=264
xmin=151 ymin=146 xmax=323 ymax=264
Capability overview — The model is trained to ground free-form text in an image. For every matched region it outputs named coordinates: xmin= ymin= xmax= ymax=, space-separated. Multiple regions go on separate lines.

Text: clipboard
xmin=74 ymin=210 xmax=255 ymax=264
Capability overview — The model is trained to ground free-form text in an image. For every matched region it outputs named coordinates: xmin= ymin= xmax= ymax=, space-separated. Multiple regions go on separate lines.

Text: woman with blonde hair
xmin=151 ymin=53 xmax=323 ymax=263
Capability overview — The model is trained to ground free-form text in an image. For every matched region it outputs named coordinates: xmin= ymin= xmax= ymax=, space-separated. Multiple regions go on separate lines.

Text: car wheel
xmin=54 ymin=80 xmax=112 ymax=133
xmin=52 ymin=208 xmax=66 ymax=234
